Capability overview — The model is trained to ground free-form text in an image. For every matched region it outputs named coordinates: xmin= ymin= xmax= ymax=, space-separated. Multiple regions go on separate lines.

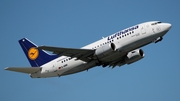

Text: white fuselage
xmin=30 ymin=21 xmax=171 ymax=78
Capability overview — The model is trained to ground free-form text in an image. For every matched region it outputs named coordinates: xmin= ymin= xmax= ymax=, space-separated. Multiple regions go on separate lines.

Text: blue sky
xmin=1 ymin=0 xmax=180 ymax=101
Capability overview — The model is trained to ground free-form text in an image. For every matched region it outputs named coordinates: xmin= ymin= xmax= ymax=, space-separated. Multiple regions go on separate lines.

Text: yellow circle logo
xmin=28 ymin=47 xmax=39 ymax=60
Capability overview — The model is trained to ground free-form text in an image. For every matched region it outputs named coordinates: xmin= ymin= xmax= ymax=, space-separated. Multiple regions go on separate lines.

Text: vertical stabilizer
xmin=19 ymin=38 xmax=58 ymax=67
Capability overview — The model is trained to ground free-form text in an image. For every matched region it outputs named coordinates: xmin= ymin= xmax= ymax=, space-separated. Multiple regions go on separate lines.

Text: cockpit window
xmin=151 ymin=21 xmax=162 ymax=25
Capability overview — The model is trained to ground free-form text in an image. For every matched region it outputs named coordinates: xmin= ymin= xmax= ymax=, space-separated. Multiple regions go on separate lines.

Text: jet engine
xmin=125 ymin=49 xmax=145 ymax=64
xmin=95 ymin=43 xmax=116 ymax=58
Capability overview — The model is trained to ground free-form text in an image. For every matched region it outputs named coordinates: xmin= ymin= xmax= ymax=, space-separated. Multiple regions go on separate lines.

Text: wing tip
xmin=4 ymin=67 xmax=9 ymax=70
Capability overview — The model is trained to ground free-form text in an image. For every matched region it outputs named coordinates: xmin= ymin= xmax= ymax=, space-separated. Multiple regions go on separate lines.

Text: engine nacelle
xmin=95 ymin=43 xmax=116 ymax=58
xmin=125 ymin=49 xmax=145 ymax=64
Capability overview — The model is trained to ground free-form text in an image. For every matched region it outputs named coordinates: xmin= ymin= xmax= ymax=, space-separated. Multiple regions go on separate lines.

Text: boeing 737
xmin=5 ymin=21 xmax=172 ymax=78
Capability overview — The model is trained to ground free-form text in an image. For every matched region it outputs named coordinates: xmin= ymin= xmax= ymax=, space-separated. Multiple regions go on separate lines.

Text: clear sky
xmin=1 ymin=0 xmax=180 ymax=101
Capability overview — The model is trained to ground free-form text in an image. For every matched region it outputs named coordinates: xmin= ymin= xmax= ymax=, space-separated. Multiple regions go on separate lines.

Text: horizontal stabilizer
xmin=5 ymin=67 xmax=41 ymax=74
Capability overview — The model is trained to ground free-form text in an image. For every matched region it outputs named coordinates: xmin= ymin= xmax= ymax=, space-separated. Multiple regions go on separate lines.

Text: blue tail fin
xmin=19 ymin=38 xmax=58 ymax=67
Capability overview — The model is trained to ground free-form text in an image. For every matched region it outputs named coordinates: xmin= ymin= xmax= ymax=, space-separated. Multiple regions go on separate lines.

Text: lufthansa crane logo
xmin=28 ymin=47 xmax=39 ymax=60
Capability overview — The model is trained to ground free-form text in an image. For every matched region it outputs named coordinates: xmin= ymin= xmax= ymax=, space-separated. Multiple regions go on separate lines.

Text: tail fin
xmin=19 ymin=38 xmax=58 ymax=67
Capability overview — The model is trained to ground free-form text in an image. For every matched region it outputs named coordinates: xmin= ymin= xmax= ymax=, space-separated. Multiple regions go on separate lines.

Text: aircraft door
xmin=152 ymin=25 xmax=161 ymax=33
xmin=141 ymin=24 xmax=146 ymax=34
xmin=52 ymin=61 xmax=58 ymax=72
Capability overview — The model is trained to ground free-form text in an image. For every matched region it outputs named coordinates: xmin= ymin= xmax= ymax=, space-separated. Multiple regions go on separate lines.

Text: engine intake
xmin=95 ymin=43 xmax=116 ymax=58
xmin=125 ymin=49 xmax=145 ymax=64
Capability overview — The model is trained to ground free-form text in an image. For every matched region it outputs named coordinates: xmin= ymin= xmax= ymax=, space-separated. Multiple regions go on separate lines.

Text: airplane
xmin=5 ymin=21 xmax=172 ymax=78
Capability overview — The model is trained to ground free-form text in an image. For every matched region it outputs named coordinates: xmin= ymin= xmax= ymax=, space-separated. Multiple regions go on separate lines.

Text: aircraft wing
xmin=5 ymin=67 xmax=41 ymax=74
xmin=38 ymin=46 xmax=95 ymax=62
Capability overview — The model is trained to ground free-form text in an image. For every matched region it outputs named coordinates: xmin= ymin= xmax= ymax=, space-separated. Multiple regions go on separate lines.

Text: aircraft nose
xmin=163 ymin=23 xmax=172 ymax=31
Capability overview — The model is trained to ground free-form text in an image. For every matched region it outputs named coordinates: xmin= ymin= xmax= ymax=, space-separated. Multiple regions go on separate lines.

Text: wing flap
xmin=5 ymin=67 xmax=41 ymax=74
xmin=38 ymin=46 xmax=95 ymax=62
